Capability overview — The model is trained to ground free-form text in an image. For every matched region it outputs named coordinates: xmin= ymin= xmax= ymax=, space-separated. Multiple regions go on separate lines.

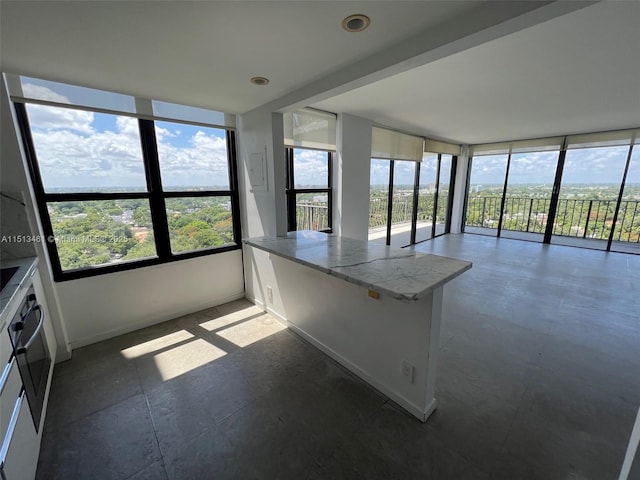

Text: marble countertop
xmin=243 ymin=231 xmax=472 ymax=301
xmin=0 ymin=256 xmax=39 ymax=327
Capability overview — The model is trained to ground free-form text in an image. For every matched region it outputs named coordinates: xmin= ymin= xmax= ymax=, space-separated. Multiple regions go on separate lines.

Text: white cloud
xmin=29 ymin=110 xmax=145 ymax=189
xmin=156 ymin=127 xmax=229 ymax=187
xmin=293 ymin=149 xmax=328 ymax=187
xmin=26 ymin=104 xmax=95 ymax=134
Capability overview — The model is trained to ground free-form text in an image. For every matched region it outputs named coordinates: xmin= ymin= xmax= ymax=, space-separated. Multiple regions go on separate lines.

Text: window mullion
xmin=138 ymin=119 xmax=171 ymax=258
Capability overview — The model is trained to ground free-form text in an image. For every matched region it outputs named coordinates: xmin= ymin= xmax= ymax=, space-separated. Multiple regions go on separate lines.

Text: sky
xmin=468 ymin=147 xmax=635 ymax=186
xmin=370 ymin=155 xmax=453 ymax=186
xmin=23 ymin=81 xmax=638 ymax=192
xmin=25 ymin=85 xmax=230 ymax=191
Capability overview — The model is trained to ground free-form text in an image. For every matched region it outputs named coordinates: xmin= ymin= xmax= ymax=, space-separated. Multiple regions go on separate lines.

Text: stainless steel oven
xmin=6 ymin=286 xmax=51 ymax=432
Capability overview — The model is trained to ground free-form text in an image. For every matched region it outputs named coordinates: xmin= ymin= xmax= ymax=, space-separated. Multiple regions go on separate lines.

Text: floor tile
xmin=36 ymin=394 xmax=161 ymax=480
xmin=36 ymin=234 xmax=639 ymax=480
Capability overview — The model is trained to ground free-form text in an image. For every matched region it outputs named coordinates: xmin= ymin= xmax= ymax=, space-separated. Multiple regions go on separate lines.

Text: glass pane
xmin=435 ymin=155 xmax=453 ymax=237
xmin=152 ymin=100 xmax=235 ymax=129
xmin=20 ymin=76 xmax=135 ymax=113
xmin=501 ymin=151 xmax=559 ymax=241
xmin=48 ymin=200 xmax=156 ymax=271
xmin=26 ymin=105 xmax=146 ymax=193
xmin=390 ymin=161 xmax=416 ymax=248
xmin=416 ymin=155 xmax=437 ymax=243
xmin=611 ymin=147 xmax=640 ymax=253
xmin=155 ymin=122 xmax=229 ymax=191
xmin=294 ymin=192 xmax=330 ymax=231
xmin=369 ymin=159 xmax=391 ymax=243
xmin=166 ymin=197 xmax=235 ymax=254
xmin=553 ymin=146 xmax=627 ymax=249
xmin=465 ymin=154 xmax=509 ymax=236
xmin=293 ymin=149 xmax=329 ymax=188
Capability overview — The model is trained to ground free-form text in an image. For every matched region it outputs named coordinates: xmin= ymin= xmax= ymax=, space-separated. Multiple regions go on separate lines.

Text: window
xmin=16 ymin=102 xmax=240 ymax=280
xmin=464 ymin=130 xmax=640 ymax=253
xmin=369 ymin=154 xmax=456 ymax=247
xmin=285 ymin=148 xmax=332 ymax=232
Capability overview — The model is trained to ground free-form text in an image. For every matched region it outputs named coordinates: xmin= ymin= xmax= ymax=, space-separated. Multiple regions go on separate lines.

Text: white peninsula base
xmin=243 ymin=231 xmax=471 ymax=422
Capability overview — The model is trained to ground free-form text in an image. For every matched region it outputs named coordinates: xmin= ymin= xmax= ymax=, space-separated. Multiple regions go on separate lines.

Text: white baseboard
xmin=287 ymin=322 xmax=436 ymax=423
xmin=246 ymin=295 xmax=436 ymax=422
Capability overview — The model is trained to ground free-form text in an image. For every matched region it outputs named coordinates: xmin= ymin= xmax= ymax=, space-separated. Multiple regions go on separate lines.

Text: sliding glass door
xmin=415 ymin=155 xmax=438 ymax=243
xmin=500 ymin=151 xmax=558 ymax=242
xmin=552 ymin=146 xmax=628 ymax=249
xmin=390 ymin=161 xmax=417 ymax=248
xmin=435 ymin=155 xmax=454 ymax=237
xmin=369 ymin=159 xmax=391 ymax=244
xmin=611 ymin=147 xmax=640 ymax=253
xmin=465 ymin=154 xmax=508 ymax=236
xmin=370 ymin=155 xmax=456 ymax=247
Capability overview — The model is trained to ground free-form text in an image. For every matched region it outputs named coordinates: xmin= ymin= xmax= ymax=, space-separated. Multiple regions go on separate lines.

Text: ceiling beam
xmin=250 ymin=0 xmax=597 ymax=116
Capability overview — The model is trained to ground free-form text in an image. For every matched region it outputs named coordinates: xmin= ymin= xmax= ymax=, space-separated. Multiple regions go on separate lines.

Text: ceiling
xmin=1 ymin=1 xmax=639 ymax=145
xmin=311 ymin=1 xmax=640 ymax=144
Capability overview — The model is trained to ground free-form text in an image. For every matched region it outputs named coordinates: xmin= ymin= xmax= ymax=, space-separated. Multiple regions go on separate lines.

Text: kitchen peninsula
xmin=243 ymin=231 xmax=471 ymax=421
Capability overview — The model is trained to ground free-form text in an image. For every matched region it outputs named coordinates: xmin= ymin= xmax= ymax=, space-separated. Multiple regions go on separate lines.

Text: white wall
xmin=57 ymin=250 xmax=244 ymax=348
xmin=237 ymin=108 xmax=287 ymax=238
xmin=334 ymin=113 xmax=373 ymax=241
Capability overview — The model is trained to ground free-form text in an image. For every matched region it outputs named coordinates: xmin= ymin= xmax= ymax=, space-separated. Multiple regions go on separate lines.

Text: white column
xmin=449 ymin=145 xmax=470 ymax=234
xmin=237 ymin=109 xmax=286 ymax=238
xmin=334 ymin=113 xmax=373 ymax=241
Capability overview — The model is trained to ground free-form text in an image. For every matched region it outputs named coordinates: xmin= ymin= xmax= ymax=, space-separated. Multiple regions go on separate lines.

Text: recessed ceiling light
xmin=250 ymin=76 xmax=270 ymax=86
xmin=342 ymin=14 xmax=370 ymax=33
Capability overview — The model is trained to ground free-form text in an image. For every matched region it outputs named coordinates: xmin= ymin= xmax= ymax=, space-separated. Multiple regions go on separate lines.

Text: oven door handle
xmin=15 ymin=305 xmax=44 ymax=355
xmin=0 ymin=387 xmax=26 ymax=479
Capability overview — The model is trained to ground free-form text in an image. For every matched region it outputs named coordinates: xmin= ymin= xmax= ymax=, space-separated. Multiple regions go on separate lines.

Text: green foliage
xmin=49 ymin=198 xmax=234 ymax=271
xmin=464 ymin=183 xmax=640 ymax=242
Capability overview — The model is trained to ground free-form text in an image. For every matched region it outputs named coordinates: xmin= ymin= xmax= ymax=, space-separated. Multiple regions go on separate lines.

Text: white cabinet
xmin=0 ymin=266 xmax=55 ymax=480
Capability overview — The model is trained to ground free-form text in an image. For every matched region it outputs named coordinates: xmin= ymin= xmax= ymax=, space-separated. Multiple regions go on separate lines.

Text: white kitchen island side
xmin=243 ymin=231 xmax=472 ymax=422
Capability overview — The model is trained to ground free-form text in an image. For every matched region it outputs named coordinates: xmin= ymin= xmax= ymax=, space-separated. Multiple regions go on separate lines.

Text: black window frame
xmin=372 ymin=154 xmax=457 ymax=247
xmin=285 ymin=147 xmax=333 ymax=233
xmin=14 ymin=102 xmax=242 ymax=282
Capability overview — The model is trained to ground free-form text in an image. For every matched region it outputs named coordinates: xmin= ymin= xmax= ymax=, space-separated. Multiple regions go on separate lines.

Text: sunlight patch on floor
xmin=216 ymin=314 xmax=285 ymax=348
xmin=120 ymin=329 xmax=195 ymax=359
xmin=152 ymin=339 xmax=227 ymax=382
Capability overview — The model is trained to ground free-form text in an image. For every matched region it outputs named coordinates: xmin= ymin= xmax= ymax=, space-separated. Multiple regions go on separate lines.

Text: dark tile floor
xmin=36 ymin=234 xmax=640 ymax=480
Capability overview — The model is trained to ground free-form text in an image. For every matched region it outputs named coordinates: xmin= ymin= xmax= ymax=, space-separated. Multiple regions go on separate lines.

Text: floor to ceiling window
xmin=389 ymin=160 xmax=417 ymax=248
xmin=552 ymin=145 xmax=628 ymax=249
xmin=500 ymin=148 xmax=560 ymax=242
xmin=464 ymin=153 xmax=509 ymax=236
xmin=463 ymin=130 xmax=639 ymax=253
xmin=611 ymin=146 xmax=640 ymax=253
xmin=368 ymin=132 xmax=458 ymax=248
xmin=415 ymin=155 xmax=438 ymax=244
xmin=414 ymin=154 xmax=456 ymax=244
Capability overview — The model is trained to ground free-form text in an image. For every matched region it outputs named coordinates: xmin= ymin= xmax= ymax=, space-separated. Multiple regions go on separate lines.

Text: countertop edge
xmin=243 ymin=237 xmax=472 ymax=302
xmin=0 ymin=256 xmax=39 ymax=327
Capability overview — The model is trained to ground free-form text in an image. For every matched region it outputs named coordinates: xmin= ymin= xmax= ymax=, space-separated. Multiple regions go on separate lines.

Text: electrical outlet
xmin=401 ymin=360 xmax=415 ymax=384
xmin=266 ymin=285 xmax=273 ymax=305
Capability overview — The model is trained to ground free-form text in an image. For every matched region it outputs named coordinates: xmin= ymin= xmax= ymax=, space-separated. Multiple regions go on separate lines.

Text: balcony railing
xmin=368 ymin=193 xmax=449 ymax=230
xmin=296 ymin=203 xmax=329 ymax=231
xmin=466 ymin=196 xmax=640 ymax=243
